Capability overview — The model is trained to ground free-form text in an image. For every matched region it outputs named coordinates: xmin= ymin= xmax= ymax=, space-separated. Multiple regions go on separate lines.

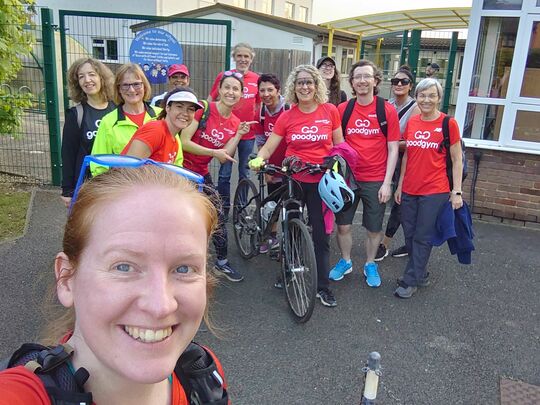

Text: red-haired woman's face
xmin=56 ymin=185 xmax=208 ymax=384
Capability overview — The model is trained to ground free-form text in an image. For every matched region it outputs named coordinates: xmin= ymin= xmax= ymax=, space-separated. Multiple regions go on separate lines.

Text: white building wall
xmin=36 ymin=0 xmax=157 ymax=22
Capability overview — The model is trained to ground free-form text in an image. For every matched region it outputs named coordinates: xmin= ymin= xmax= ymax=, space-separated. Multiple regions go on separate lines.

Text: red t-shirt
xmin=253 ymin=105 xmax=288 ymax=166
xmin=337 ymin=98 xmax=400 ymax=182
xmin=122 ymin=120 xmax=179 ymax=164
xmin=209 ymin=70 xmax=259 ymax=140
xmin=123 ymin=111 xmax=146 ymax=128
xmin=0 ymin=366 xmax=189 ymax=405
xmin=402 ymin=113 xmax=461 ymax=195
xmin=183 ymin=102 xmax=241 ymax=176
xmin=272 ymin=103 xmax=340 ymax=183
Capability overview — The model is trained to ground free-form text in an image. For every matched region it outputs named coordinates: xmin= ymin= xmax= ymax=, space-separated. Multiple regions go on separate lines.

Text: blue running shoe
xmin=214 ymin=261 xmax=244 ymax=282
xmin=364 ymin=262 xmax=381 ymax=288
xmin=329 ymin=258 xmax=353 ymax=281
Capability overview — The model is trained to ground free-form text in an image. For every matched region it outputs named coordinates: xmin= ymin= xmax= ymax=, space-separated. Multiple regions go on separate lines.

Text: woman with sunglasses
xmin=181 ymin=72 xmax=255 ymax=283
xmin=122 ymin=88 xmax=203 ymax=165
xmin=91 ymin=63 xmax=160 ymax=176
xmin=60 ymin=58 xmax=115 ymax=208
xmin=376 ymin=65 xmax=421 ymax=261
xmin=0 ymin=165 xmax=229 ymax=404
xmin=250 ymin=64 xmax=344 ymax=307
xmin=208 ymin=43 xmax=260 ymax=219
xmin=316 ymin=56 xmax=347 ymax=106
xmin=394 ymin=78 xmax=463 ymax=299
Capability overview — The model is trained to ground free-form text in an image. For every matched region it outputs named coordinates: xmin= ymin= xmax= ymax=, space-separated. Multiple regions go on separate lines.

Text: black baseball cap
xmin=428 ymin=62 xmax=440 ymax=70
xmin=316 ymin=56 xmax=336 ymax=69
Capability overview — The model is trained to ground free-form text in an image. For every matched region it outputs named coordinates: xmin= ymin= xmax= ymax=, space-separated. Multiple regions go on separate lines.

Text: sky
xmin=311 ymin=0 xmax=473 ymax=24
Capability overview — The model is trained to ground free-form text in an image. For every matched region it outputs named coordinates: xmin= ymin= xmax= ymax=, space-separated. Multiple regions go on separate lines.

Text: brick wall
xmin=463 ymin=148 xmax=540 ymax=228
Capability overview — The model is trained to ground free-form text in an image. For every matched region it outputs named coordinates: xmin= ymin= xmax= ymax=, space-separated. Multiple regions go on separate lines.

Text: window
xmin=298 ymin=6 xmax=308 ymax=22
xmin=469 ymin=18 xmax=518 ymax=99
xmin=482 ymin=0 xmax=522 ymax=10
xmin=284 ymin=2 xmax=294 ymax=19
xmin=260 ymin=0 xmax=273 ymax=14
xmin=92 ymin=38 xmax=118 ymax=62
xmin=520 ymin=21 xmax=540 ymax=98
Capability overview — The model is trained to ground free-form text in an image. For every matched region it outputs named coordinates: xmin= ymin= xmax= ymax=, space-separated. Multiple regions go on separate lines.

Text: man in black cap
xmin=425 ymin=62 xmax=440 ymax=78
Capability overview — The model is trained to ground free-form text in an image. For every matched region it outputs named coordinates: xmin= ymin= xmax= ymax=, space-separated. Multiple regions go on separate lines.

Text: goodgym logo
xmin=291 ymin=125 xmax=328 ymax=141
xmin=407 ymin=130 xmax=439 ymax=149
xmin=414 ymin=130 xmax=431 ymax=140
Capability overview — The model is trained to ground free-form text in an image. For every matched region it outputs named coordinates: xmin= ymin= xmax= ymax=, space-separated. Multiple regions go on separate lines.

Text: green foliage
xmin=0 ymin=0 xmax=36 ymax=136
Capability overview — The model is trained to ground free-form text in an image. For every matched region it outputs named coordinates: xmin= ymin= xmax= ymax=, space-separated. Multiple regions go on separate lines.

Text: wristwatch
xmin=451 ymin=190 xmax=463 ymax=196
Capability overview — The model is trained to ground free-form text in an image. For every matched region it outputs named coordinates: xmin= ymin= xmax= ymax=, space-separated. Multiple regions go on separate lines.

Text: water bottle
xmin=262 ymin=201 xmax=277 ymax=223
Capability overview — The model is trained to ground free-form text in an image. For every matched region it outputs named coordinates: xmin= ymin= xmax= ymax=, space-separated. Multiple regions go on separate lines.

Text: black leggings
xmin=300 ymin=182 xmax=330 ymax=291
xmin=204 ymin=174 xmax=227 ymax=260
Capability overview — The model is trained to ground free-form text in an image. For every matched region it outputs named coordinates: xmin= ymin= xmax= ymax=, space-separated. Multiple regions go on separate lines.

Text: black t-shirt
xmin=61 ymin=101 xmax=116 ymax=196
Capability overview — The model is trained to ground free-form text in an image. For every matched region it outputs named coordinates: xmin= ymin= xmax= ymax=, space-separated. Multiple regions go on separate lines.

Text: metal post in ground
xmin=41 ymin=7 xmax=62 ymax=186
xmin=361 ymin=351 xmax=382 ymax=404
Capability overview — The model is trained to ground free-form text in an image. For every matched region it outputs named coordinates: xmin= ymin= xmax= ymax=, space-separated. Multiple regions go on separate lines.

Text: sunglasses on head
xmin=223 ymin=70 xmax=244 ymax=80
xmin=390 ymin=78 xmax=412 ymax=86
xmin=70 ymin=154 xmax=204 ymax=212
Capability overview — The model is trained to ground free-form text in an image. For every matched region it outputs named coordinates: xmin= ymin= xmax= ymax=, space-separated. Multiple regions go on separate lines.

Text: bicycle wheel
xmin=281 ymin=218 xmax=317 ymax=323
xmin=232 ymin=178 xmax=260 ymax=259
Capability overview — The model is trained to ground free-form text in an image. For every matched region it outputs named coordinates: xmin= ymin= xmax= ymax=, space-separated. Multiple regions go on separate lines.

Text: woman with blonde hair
xmin=91 ymin=63 xmax=160 ymax=175
xmin=60 ymin=58 xmax=115 ymax=207
xmin=0 ymin=165 xmax=229 ymax=404
xmin=250 ymin=64 xmax=344 ymax=307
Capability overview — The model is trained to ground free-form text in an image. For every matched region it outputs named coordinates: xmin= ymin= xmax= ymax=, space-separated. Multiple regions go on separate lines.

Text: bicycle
xmin=232 ymin=157 xmax=324 ymax=323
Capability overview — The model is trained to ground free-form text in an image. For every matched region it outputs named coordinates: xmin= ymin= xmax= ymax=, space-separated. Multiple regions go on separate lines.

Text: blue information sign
xmin=129 ymin=28 xmax=183 ymax=84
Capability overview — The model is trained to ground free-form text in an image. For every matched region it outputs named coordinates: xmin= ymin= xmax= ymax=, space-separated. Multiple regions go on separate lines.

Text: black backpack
xmin=197 ymin=100 xmax=211 ymax=131
xmin=341 ymin=96 xmax=388 ymax=137
xmin=440 ymin=115 xmax=468 ymax=190
xmin=0 ymin=342 xmax=228 ymax=405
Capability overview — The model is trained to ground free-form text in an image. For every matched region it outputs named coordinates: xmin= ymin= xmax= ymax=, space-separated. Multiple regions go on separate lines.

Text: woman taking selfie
xmin=0 ymin=165 xmax=228 ymax=404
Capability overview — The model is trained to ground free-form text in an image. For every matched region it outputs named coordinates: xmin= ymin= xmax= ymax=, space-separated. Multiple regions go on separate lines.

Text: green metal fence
xmin=58 ymin=10 xmax=231 ymax=182
xmin=0 ymin=6 xmax=53 ymax=184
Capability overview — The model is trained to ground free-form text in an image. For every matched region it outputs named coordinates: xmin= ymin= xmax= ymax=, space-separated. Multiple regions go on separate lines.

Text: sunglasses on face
xmin=390 ymin=78 xmax=412 ymax=86
xmin=70 ymin=154 xmax=204 ymax=212
xmin=119 ymin=82 xmax=143 ymax=91
xmin=223 ymin=70 xmax=244 ymax=80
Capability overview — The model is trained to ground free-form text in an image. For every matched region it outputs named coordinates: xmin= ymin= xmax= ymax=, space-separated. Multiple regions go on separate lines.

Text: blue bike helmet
xmin=318 ymin=170 xmax=355 ymax=213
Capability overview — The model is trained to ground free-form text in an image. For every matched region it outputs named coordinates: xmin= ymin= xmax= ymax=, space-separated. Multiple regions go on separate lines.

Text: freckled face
xmin=60 ymin=186 xmax=208 ymax=384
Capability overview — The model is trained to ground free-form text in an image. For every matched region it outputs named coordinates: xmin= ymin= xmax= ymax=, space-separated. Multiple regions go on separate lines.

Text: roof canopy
xmin=321 ymin=7 xmax=471 ymax=38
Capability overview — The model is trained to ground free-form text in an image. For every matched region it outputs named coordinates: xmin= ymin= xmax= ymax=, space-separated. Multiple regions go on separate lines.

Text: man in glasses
xmin=329 ymin=60 xmax=400 ymax=289
xmin=151 ymin=64 xmax=191 ymax=108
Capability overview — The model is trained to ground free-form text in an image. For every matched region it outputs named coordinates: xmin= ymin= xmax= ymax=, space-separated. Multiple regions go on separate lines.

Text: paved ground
xmin=0 ymin=188 xmax=539 ymax=404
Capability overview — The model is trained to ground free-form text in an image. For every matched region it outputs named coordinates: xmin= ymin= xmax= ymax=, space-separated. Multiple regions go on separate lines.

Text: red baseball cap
xmin=168 ymin=64 xmax=190 ymax=77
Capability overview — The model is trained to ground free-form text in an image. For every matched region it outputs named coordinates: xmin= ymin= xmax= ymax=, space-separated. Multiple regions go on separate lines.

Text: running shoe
xmin=316 ymin=288 xmax=337 ymax=307
xmin=214 ymin=261 xmax=244 ymax=282
xmin=329 ymin=258 xmax=353 ymax=281
xmin=394 ymin=282 xmax=417 ymax=299
xmin=364 ymin=262 xmax=381 ymax=288
xmin=391 ymin=245 xmax=409 ymax=258
xmin=374 ymin=243 xmax=389 ymax=262
xmin=259 ymin=237 xmax=280 ymax=254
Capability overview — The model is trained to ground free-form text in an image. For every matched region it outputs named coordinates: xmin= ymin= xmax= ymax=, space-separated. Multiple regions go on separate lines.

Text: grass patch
xmin=0 ymin=184 xmax=31 ymax=241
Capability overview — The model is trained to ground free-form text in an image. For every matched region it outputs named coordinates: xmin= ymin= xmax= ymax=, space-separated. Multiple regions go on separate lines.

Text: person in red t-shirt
xmin=393 ymin=78 xmax=464 ymax=299
xmin=330 ymin=60 xmax=400 ymax=289
xmin=0 ymin=166 xmax=228 ymax=404
xmin=253 ymin=73 xmax=289 ymax=254
xmin=122 ymin=87 xmax=204 ymax=165
xmin=208 ymin=42 xmax=260 ymax=219
xmin=251 ymin=64 xmax=344 ymax=307
xmin=182 ymin=72 xmax=255 ymax=283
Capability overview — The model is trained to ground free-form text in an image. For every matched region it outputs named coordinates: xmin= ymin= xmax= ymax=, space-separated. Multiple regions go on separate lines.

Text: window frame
xmin=92 ymin=37 xmax=119 ymax=63
xmin=455 ymin=0 xmax=540 ymax=155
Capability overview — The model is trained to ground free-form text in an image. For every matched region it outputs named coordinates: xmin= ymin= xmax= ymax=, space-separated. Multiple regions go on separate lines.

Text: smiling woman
xmin=122 ymin=87 xmax=204 ymax=165
xmin=0 ymin=165 xmax=229 ymax=405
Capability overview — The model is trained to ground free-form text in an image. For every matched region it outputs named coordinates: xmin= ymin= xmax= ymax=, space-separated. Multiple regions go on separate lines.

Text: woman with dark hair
xmin=122 ymin=87 xmax=203 ymax=164
xmin=181 ymin=71 xmax=255 ymax=283
xmin=376 ymin=65 xmax=421 ymax=261
xmin=60 ymin=58 xmax=115 ymax=207
xmin=316 ymin=56 xmax=347 ymax=106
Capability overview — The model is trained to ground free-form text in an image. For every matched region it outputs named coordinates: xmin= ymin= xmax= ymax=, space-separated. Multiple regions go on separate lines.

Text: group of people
xmin=0 ymin=41 xmax=464 ymax=403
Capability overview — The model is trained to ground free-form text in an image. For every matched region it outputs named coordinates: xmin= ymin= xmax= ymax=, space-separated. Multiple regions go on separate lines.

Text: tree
xmin=0 ymin=0 xmax=35 ymax=136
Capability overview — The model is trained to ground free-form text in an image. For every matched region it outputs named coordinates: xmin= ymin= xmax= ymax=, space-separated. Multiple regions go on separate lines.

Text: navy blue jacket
xmin=432 ymin=201 xmax=475 ymax=264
